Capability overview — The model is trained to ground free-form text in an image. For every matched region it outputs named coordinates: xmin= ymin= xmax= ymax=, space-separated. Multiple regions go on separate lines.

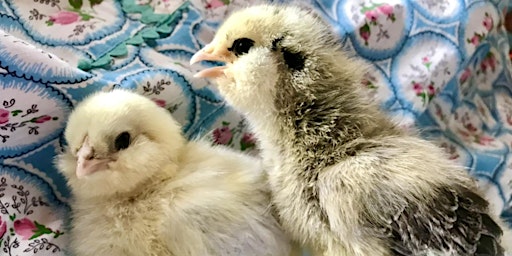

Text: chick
xmin=55 ymin=89 xmax=294 ymax=256
xmin=190 ymin=4 xmax=512 ymax=256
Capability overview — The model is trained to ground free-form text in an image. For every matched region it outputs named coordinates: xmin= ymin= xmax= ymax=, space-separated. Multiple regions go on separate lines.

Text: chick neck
xmin=75 ymin=162 xmax=178 ymax=204
xmin=254 ymin=59 xmax=402 ymax=172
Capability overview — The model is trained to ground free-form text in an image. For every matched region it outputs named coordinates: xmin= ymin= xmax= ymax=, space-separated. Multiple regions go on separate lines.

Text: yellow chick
xmin=55 ymin=89 xmax=294 ymax=256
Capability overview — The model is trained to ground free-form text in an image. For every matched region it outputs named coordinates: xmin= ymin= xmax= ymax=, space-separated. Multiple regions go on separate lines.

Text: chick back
xmin=162 ymin=141 xmax=292 ymax=256
xmin=319 ymin=136 xmax=506 ymax=256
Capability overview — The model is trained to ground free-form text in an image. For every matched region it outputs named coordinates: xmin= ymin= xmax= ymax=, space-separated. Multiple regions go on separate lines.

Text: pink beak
xmin=190 ymin=43 xmax=230 ymax=78
xmin=76 ymin=137 xmax=111 ymax=179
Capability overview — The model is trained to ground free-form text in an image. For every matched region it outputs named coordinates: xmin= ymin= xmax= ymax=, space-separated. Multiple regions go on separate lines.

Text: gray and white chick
xmin=190 ymin=4 xmax=512 ymax=256
xmin=55 ymin=89 xmax=294 ymax=256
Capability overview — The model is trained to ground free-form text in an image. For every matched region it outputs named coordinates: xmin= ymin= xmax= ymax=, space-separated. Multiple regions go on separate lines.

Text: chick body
xmin=190 ymin=4 xmax=512 ymax=256
xmin=56 ymin=90 xmax=292 ymax=256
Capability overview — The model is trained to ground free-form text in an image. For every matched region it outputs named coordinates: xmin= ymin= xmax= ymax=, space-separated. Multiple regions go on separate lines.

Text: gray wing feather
xmin=379 ymin=185 xmax=504 ymax=256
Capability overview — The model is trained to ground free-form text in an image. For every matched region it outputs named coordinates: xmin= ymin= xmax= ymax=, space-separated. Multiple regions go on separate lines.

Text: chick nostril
xmin=86 ymin=148 xmax=95 ymax=160
xmin=203 ymin=44 xmax=214 ymax=54
xmin=77 ymin=146 xmax=95 ymax=160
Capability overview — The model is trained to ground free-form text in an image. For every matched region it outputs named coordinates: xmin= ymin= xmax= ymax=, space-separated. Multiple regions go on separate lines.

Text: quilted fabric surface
xmin=0 ymin=0 xmax=510 ymax=254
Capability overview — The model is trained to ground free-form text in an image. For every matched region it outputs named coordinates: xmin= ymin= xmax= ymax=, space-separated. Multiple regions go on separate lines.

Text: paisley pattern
xmin=0 ymin=0 xmax=511 ymax=254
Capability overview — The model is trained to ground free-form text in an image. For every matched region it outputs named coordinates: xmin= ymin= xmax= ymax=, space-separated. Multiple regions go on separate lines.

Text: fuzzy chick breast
xmin=70 ymin=188 xmax=171 ymax=256
xmin=57 ymin=89 xmax=293 ymax=256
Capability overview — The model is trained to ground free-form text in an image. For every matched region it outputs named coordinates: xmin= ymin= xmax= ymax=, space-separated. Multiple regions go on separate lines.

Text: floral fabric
xmin=0 ymin=0 xmax=511 ymax=255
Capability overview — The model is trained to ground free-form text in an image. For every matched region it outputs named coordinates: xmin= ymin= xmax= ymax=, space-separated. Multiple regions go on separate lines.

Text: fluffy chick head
xmin=56 ymin=89 xmax=185 ymax=198
xmin=190 ymin=4 xmax=366 ymax=115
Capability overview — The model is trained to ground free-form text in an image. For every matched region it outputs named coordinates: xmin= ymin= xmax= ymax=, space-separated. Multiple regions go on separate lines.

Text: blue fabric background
xmin=0 ymin=0 xmax=510 ymax=254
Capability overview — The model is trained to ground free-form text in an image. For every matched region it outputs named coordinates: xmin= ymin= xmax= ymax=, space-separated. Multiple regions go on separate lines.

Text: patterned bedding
xmin=0 ymin=0 xmax=510 ymax=255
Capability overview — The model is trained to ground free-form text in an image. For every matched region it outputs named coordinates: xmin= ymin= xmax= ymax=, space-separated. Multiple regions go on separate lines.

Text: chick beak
xmin=190 ymin=43 xmax=231 ymax=78
xmin=76 ymin=137 xmax=110 ymax=179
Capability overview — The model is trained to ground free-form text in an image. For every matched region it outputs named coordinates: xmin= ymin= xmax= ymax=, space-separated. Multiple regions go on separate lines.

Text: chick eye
xmin=228 ymin=38 xmax=254 ymax=56
xmin=114 ymin=132 xmax=131 ymax=151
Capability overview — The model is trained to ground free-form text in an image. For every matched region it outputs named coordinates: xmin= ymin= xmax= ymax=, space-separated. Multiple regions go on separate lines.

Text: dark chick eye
xmin=114 ymin=132 xmax=131 ymax=151
xmin=228 ymin=38 xmax=254 ymax=56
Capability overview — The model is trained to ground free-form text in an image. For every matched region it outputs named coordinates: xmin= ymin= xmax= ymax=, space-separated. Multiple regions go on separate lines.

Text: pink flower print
xmin=213 ymin=126 xmax=233 ymax=145
xmin=480 ymin=61 xmax=488 ymax=73
xmin=483 ymin=13 xmax=493 ymax=31
xmin=240 ymin=133 xmax=256 ymax=151
xmin=152 ymin=98 xmax=166 ymax=108
xmin=412 ymin=82 xmax=423 ymax=95
xmin=14 ymin=218 xmax=37 ymax=240
xmin=359 ymin=23 xmax=371 ymax=45
xmin=470 ymin=35 xmax=480 ymax=45
xmin=205 ymin=0 xmax=226 ymax=9
xmin=422 ymin=56 xmax=432 ymax=69
xmin=0 ymin=216 xmax=6 ymax=239
xmin=365 ymin=10 xmax=379 ymax=23
xmin=49 ymin=11 xmax=80 ymax=25
xmin=427 ymin=84 xmax=436 ymax=96
xmin=377 ymin=4 xmax=394 ymax=16
xmin=33 ymin=115 xmax=52 ymax=124
xmin=13 ymin=218 xmax=60 ymax=240
xmin=478 ymin=135 xmax=494 ymax=145
xmin=484 ymin=60 xmax=495 ymax=73
xmin=478 ymin=53 xmax=496 ymax=74
xmin=488 ymin=58 xmax=496 ymax=72
xmin=459 ymin=68 xmax=471 ymax=84
xmin=0 ymin=108 xmax=9 ymax=124
xmin=377 ymin=4 xmax=395 ymax=21
xmin=241 ymin=133 xmax=256 ymax=144
xmin=464 ymin=122 xmax=478 ymax=133
xmin=360 ymin=30 xmax=370 ymax=41
xmin=483 ymin=53 xmax=497 ymax=72
xmin=467 ymin=33 xmax=484 ymax=46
